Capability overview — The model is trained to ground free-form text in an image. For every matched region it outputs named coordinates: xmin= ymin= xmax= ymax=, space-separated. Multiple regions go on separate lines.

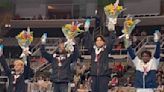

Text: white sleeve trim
xmin=132 ymin=56 xmax=140 ymax=66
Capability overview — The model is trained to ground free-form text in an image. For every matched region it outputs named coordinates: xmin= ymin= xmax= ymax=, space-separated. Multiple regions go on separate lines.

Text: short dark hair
xmin=141 ymin=50 xmax=152 ymax=57
xmin=58 ymin=38 xmax=65 ymax=44
xmin=94 ymin=35 xmax=106 ymax=42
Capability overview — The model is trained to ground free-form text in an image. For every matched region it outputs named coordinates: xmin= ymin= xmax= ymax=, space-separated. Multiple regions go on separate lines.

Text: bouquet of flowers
xmin=119 ymin=15 xmax=141 ymax=39
xmin=16 ymin=27 xmax=33 ymax=64
xmin=62 ymin=19 xmax=90 ymax=54
xmin=104 ymin=0 xmax=125 ymax=31
xmin=119 ymin=15 xmax=140 ymax=48
xmin=154 ymin=30 xmax=161 ymax=42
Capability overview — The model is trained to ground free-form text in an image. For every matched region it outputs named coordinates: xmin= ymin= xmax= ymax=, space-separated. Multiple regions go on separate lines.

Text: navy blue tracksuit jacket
xmin=127 ymin=41 xmax=160 ymax=88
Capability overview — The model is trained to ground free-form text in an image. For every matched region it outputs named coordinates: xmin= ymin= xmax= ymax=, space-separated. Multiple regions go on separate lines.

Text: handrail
xmin=112 ymin=49 xmax=127 ymax=55
xmin=132 ymin=35 xmax=164 ymax=58
xmin=160 ymin=34 xmax=164 ymax=48
xmin=31 ymin=37 xmax=60 ymax=56
xmin=31 ymin=41 xmax=41 ymax=55
xmin=39 ymin=63 xmax=51 ymax=72
xmin=134 ymin=36 xmax=148 ymax=54
xmin=31 ymin=38 xmax=59 ymax=72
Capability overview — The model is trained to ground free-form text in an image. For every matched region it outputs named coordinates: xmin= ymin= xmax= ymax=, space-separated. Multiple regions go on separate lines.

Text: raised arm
xmin=106 ymin=31 xmax=116 ymax=54
xmin=40 ymin=45 xmax=53 ymax=63
xmin=24 ymin=56 xmax=34 ymax=80
xmin=0 ymin=55 xmax=11 ymax=76
xmin=40 ymin=33 xmax=54 ymax=63
xmin=126 ymin=45 xmax=140 ymax=66
xmin=69 ymin=44 xmax=80 ymax=63
xmin=127 ymin=46 xmax=136 ymax=60
xmin=123 ymin=37 xmax=138 ymax=67
xmin=154 ymin=42 xmax=160 ymax=59
xmin=153 ymin=30 xmax=161 ymax=59
xmin=83 ymin=31 xmax=94 ymax=53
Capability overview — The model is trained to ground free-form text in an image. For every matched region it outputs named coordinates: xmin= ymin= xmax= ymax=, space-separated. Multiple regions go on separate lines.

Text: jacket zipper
xmin=96 ymin=54 xmax=100 ymax=75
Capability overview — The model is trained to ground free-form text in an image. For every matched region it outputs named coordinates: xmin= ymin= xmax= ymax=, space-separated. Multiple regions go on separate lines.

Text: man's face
xmin=58 ymin=43 xmax=65 ymax=53
xmin=141 ymin=53 xmax=151 ymax=63
xmin=95 ymin=37 xmax=105 ymax=48
xmin=14 ymin=61 xmax=24 ymax=72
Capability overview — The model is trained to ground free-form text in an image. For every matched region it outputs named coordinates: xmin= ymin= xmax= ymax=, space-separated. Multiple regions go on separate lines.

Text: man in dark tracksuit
xmin=40 ymin=40 xmax=79 ymax=92
xmin=84 ymin=30 xmax=116 ymax=92
xmin=0 ymin=50 xmax=34 ymax=92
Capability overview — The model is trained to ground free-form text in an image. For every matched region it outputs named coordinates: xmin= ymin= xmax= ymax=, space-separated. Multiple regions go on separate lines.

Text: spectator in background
xmin=64 ymin=14 xmax=71 ymax=19
xmin=157 ymin=67 xmax=163 ymax=76
xmin=161 ymin=76 xmax=164 ymax=86
xmin=115 ymin=42 xmax=124 ymax=50
xmin=14 ymin=14 xmax=20 ymax=20
xmin=73 ymin=72 xmax=81 ymax=87
xmin=39 ymin=57 xmax=47 ymax=63
xmin=109 ymin=76 xmax=119 ymax=88
xmin=141 ymin=31 xmax=147 ymax=36
xmin=115 ymin=62 xmax=124 ymax=77
xmin=156 ymin=81 xmax=164 ymax=92
xmin=32 ymin=16 xmax=37 ymax=20
xmin=132 ymin=36 xmax=140 ymax=48
xmin=38 ymin=14 xmax=43 ymax=20
xmin=37 ymin=76 xmax=45 ymax=92
xmin=115 ymin=62 xmax=124 ymax=72
xmin=124 ymin=76 xmax=133 ymax=87
xmin=116 ymin=87 xmax=124 ymax=92
xmin=45 ymin=78 xmax=52 ymax=92
xmin=132 ymin=29 xmax=141 ymax=36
